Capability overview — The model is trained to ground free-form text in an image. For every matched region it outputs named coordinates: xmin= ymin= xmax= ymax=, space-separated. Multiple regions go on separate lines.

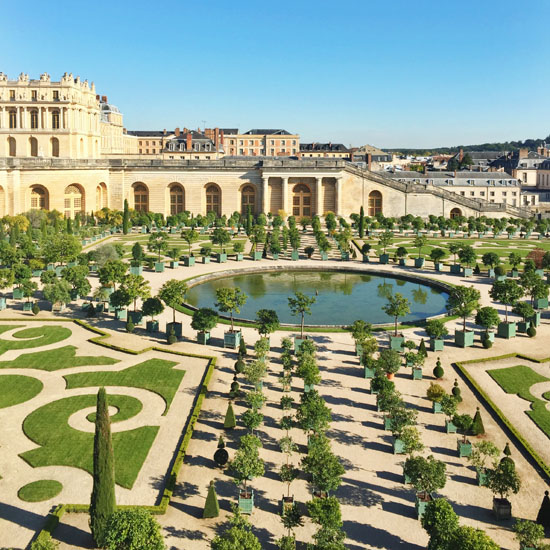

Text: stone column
xmin=316 ymin=177 xmax=323 ymax=215
xmin=335 ymin=177 xmax=343 ymax=216
xmin=281 ymin=177 xmax=288 ymax=215
xmin=262 ymin=176 xmax=269 ymax=213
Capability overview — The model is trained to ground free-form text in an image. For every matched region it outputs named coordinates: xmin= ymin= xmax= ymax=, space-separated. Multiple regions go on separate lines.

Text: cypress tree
xmin=90 ymin=387 xmax=116 ymax=546
xmin=66 ymin=217 xmax=73 ymax=234
xmin=223 ymin=402 xmax=236 ymax=429
xmin=203 ymin=480 xmax=220 ymax=518
xmin=358 ymin=206 xmax=365 ymax=239
xmin=246 ymin=205 xmax=253 ymax=235
xmin=418 ymin=338 xmax=427 ymax=357
xmin=123 ymin=199 xmax=130 ymax=235
xmin=471 ymin=407 xmax=485 ymax=435
xmin=239 ymin=335 xmax=247 ymax=357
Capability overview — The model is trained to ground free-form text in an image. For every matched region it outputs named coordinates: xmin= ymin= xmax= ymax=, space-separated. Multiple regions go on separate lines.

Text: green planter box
xmin=446 ymin=420 xmax=457 ymax=433
xmin=434 ymin=262 xmax=443 ymax=271
xmin=155 ymin=262 xmax=165 ymax=272
xmin=170 ymin=227 xmax=177 ymax=234
xmin=383 ymin=416 xmax=394 ymax=431
xmin=476 ymin=468 xmax=488 ymax=486
xmin=432 ymin=401 xmax=443 ymax=414
xmin=488 ymin=269 xmax=495 ymax=278
xmin=0 ymin=297 xmax=6 ymax=310
xmin=51 ymin=302 xmax=66 ymax=313
xmin=497 ymin=322 xmax=516 ymax=339
xmin=47 ymin=263 xmax=55 ymax=271
xmin=272 ymin=253 xmax=279 ymax=260
xmin=462 ymin=267 xmax=473 ymax=277
xmin=364 ymin=365 xmax=375 ymax=379
xmin=389 ymin=335 xmax=404 ymax=352
xmin=115 ymin=309 xmax=127 ymax=320
xmin=340 ymin=251 xmax=350 ymax=261
xmin=23 ymin=302 xmax=33 ymax=312
xmin=251 ymin=251 xmax=262 ymax=261
xmin=224 ymin=330 xmax=241 ymax=349
xmin=414 ymin=258 xmax=425 ymax=268
xmin=511 ymin=269 xmax=519 ymax=278
xmin=12 ymin=288 xmax=23 ymax=300
xmin=146 ymin=320 xmax=159 ymax=333
xmin=492 ymin=498 xmax=512 ymax=520
xmin=128 ymin=311 xmax=143 ymax=325
xmin=455 ymin=330 xmax=474 ymax=348
xmin=398 ymin=258 xmax=407 ymax=266
xmin=392 ymin=437 xmax=405 ymax=455
xmin=304 ymin=383 xmax=315 ymax=393
xmin=294 ymin=336 xmax=306 ymax=353
xmin=534 ymin=298 xmax=548 ymax=310
xmin=89 ymin=265 xmax=97 ymax=273
xmin=69 ymin=290 xmax=80 ymax=301
xmin=215 ymin=253 xmax=227 ymax=263
xmin=238 ymin=490 xmax=254 ymax=514
xmin=102 ymin=286 xmax=114 ymax=296
xmin=169 ymin=261 xmax=179 ymax=268
xmin=450 ymin=264 xmax=462 ymax=274
xmin=412 ymin=367 xmax=423 ymax=380
xmin=130 ymin=265 xmax=143 ymax=275
xmin=202 ymin=256 xmax=210 ymax=264
xmin=55 ymin=266 xmax=64 ymax=276
xmin=320 ymin=252 xmax=329 ymax=260
xmin=32 ymin=270 xmax=43 ymax=277
xmin=166 ymin=322 xmax=182 ymax=339
xmin=362 ymin=254 xmax=369 ymax=263
xmin=291 ymin=250 xmax=299 ymax=261
xmin=536 ymin=269 xmax=544 ymax=277
xmin=457 ymin=439 xmax=472 ymax=457
xmin=430 ymin=338 xmax=444 ymax=351
xmin=67 ymin=261 xmax=77 ymax=268
xmin=184 ymin=256 xmax=196 ymax=267
xmin=481 ymin=330 xmax=495 ymax=343
xmin=517 ymin=321 xmax=530 ymax=333
xmin=197 ymin=331 xmax=211 ymax=345
xmin=415 ymin=493 xmax=433 ymax=520
xmin=496 ymin=275 xmax=507 ymax=281
xmin=529 ymin=311 xmax=541 ymax=327
xmin=379 ymin=253 xmax=389 ymax=264
xmin=235 ymin=253 xmax=244 ymax=261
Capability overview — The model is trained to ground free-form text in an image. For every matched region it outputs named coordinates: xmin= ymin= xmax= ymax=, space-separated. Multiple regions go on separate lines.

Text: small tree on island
xmin=446 ymin=286 xmax=481 ymax=332
xmin=216 ymin=287 xmax=248 ymax=333
xmin=382 ymin=293 xmax=411 ymax=336
xmin=288 ymin=291 xmax=316 ymax=339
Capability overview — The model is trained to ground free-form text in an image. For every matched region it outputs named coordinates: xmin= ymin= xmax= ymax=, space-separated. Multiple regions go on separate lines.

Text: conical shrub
xmin=471 ymin=407 xmax=485 ymax=435
xmin=223 ymin=402 xmax=236 ymax=429
xmin=418 ymin=338 xmax=427 ymax=357
xmin=203 ymin=480 xmax=220 ymax=518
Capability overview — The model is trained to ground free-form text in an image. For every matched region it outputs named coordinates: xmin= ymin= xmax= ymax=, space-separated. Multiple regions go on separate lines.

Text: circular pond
xmin=185 ymin=269 xmax=449 ymax=326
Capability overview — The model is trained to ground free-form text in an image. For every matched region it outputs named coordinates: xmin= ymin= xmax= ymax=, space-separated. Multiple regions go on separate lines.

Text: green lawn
xmin=18 ymin=480 xmax=63 ymax=502
xmin=20 ymin=394 xmax=157 ymax=489
xmin=64 ymin=358 xmax=184 ymax=414
xmin=0 ymin=346 xmax=119 ymax=371
xmin=0 ymin=326 xmax=71 ymax=355
xmin=488 ymin=365 xmax=550 ymax=438
xmin=0 ymin=374 xmax=43 ymax=408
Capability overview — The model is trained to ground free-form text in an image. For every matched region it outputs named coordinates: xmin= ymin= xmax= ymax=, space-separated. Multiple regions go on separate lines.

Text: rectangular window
xmin=31 ymin=90 xmax=37 ymax=101
xmin=292 ymin=140 xmax=296 ymax=145
xmin=146 ymin=149 xmax=149 ymax=154
xmin=270 ymin=149 xmax=274 ymax=155
xmin=9 ymin=111 xmax=17 ymax=129
xmin=249 ymin=140 xmax=253 ymax=145
xmin=271 ymin=140 xmax=275 ymax=145
xmin=53 ymin=90 xmax=59 ymax=101
xmin=512 ymin=192 xmax=517 ymax=196
xmin=460 ymin=191 xmax=465 ymax=196
xmin=9 ymin=90 xmax=15 ymax=101
xmin=480 ymin=191 xmax=485 ymax=196
xmin=490 ymin=191 xmax=495 ymax=196
xmin=239 ymin=149 xmax=244 ymax=155
xmin=52 ymin=111 xmax=60 ymax=129
xmin=470 ymin=191 xmax=475 ymax=196
xmin=282 ymin=140 xmax=286 ymax=145
xmin=502 ymin=192 xmax=507 ymax=196
xmin=139 ymin=149 xmax=142 ymax=153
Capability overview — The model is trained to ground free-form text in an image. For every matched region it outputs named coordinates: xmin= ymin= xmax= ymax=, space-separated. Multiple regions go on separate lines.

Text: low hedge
xmin=456 ymin=354 xmax=550 ymax=481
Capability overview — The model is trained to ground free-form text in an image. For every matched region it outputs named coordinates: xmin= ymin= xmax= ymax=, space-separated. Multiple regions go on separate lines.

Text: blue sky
xmin=2 ymin=0 xmax=548 ymax=148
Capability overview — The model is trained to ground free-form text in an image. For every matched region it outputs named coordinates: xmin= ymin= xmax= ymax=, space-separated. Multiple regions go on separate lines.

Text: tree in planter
xmin=520 ymin=270 xmax=549 ymax=306
xmin=142 ymin=297 xmax=164 ymax=327
xmin=513 ymin=301 xmax=535 ymax=326
xmin=159 ymin=279 xmax=188 ymax=326
xmin=241 ymin=407 xmax=264 ymax=433
xmin=425 ymin=319 xmax=449 ymax=343
xmin=404 ymin=454 xmax=447 ymax=500
xmin=390 ymin=405 xmax=418 ymax=441
xmin=489 ymin=279 xmax=524 ymax=323
xmin=514 ymin=519 xmax=546 ymax=550
xmin=509 ymin=252 xmax=523 ymax=273
xmin=468 ymin=441 xmax=500 ymax=480
xmin=378 ymin=230 xmax=393 ymax=256
xmin=120 ymin=273 xmax=151 ymax=312
xmin=486 ymin=458 xmax=521 ymax=505
xmin=98 ymin=259 xmax=127 ymax=291
xmin=448 ymin=242 xmax=462 ymax=265
xmin=215 ymin=287 xmax=247 ymax=333
xmin=429 ymin=247 xmax=447 ymax=267
xmin=482 ymin=252 xmax=500 ymax=273
xmin=440 ymin=395 xmax=457 ymax=428
xmin=475 ymin=306 xmax=500 ymax=345
xmin=296 ymin=353 xmax=321 ymax=389
xmin=307 ymin=496 xmax=346 ymax=550
xmin=421 ymin=498 xmax=459 ymax=550
xmin=413 ymin=235 xmax=427 ymax=260
xmin=376 ymin=349 xmax=402 ymax=378
xmin=244 ymin=359 xmax=267 ymax=389
xmin=147 ymin=231 xmax=169 ymax=261
xmin=276 ymin=504 xmax=303 ymax=550
xmin=382 ymin=293 xmax=411 ymax=336
xmin=211 ymin=506 xmax=261 ymax=550
xmin=131 ymin=242 xmax=144 ymax=266
xmin=231 ymin=434 xmax=265 ymax=499
xmin=250 ymin=224 xmax=266 ymax=254
xmin=399 ymin=425 xmax=424 ymax=456
xmin=104 ymin=509 xmax=164 ymax=550
xmin=288 ymin=291 xmax=316 ymax=339
xmin=458 ymin=245 xmax=477 ymax=269
xmin=348 ymin=319 xmax=373 ymax=349
xmin=211 ymin=227 xmax=231 ymax=255
xmin=296 ymin=390 xmax=332 ymax=436
xmin=446 ymin=285 xmax=481 ymax=331
xmin=0 ymin=267 xmax=14 ymax=302
xmin=451 ymin=526 xmax=500 ymax=549
xmin=181 ymin=228 xmax=198 ymax=257
xmin=452 ymin=413 xmax=473 ymax=442
xmin=191 ymin=307 xmax=218 ymax=338
xmin=255 ymin=309 xmax=280 ymax=340
xmin=377 ymin=388 xmax=403 ymax=414
xmin=21 ymin=279 xmax=38 ymax=305
xmin=110 ymin=287 xmax=132 ymax=315
xmin=426 ymin=382 xmax=446 ymax=404
xmin=89 ymin=388 xmax=116 ymax=547
xmin=43 ymin=279 xmax=71 ymax=309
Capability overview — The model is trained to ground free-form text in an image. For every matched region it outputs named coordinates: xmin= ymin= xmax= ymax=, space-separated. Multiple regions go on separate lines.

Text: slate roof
xmin=380 ymin=170 xmax=520 ymax=187
xmin=300 ymin=143 xmax=349 ymax=152
xmin=127 ymin=130 xmax=170 ymax=137
xmin=490 ymin=151 xmax=546 ymax=170
xmin=243 ymin=129 xmax=293 ymax=135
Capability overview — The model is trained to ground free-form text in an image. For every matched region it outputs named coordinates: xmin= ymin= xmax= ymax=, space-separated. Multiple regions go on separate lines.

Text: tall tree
xmin=122 ymin=199 xmax=130 ymax=235
xmin=90 ymin=387 xmax=116 ymax=547
xmin=358 ymin=206 xmax=365 ymax=239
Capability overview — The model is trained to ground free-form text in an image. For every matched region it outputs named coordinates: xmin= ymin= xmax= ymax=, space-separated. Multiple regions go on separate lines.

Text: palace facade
xmin=0 ymin=72 xmax=530 ymax=220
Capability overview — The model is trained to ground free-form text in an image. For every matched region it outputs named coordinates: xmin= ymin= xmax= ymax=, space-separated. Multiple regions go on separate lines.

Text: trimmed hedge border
xmin=455 ymin=353 xmax=550 ymax=482
xmin=26 ymin=319 xmax=216 ymax=546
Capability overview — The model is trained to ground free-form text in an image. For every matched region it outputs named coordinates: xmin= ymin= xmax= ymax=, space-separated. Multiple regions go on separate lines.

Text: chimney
xmin=367 ymin=153 xmax=372 ymax=171
xmin=454 ymin=170 xmax=457 ymax=177
xmin=459 ymin=148 xmax=464 ymax=162
xmin=175 ymin=127 xmax=180 ymax=137
xmin=220 ymin=129 xmax=224 ymax=145
xmin=519 ymin=148 xmax=528 ymax=159
xmin=186 ymin=132 xmax=192 ymax=151
xmin=95 ymin=94 xmax=100 ymax=101
xmin=101 ymin=95 xmax=107 ymax=103
xmin=163 ymin=129 xmax=166 ymax=135
xmin=214 ymin=127 xmax=220 ymax=148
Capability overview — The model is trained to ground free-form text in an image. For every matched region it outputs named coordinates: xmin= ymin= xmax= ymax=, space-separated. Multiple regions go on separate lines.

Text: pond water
xmin=185 ymin=270 xmax=449 ymax=326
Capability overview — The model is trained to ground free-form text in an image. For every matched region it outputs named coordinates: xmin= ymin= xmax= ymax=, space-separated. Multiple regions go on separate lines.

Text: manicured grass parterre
xmin=488 ymin=365 xmax=550 ymax=438
xmin=0 ymin=374 xmax=43 ymax=408
xmin=21 ymin=393 xmax=157 ymax=489
xmin=0 ymin=326 xmax=71 ymax=355
xmin=0 ymin=346 xmax=119 ymax=371
xmin=18 ymin=480 xmax=63 ymax=502
xmin=64 ymin=358 xmax=184 ymax=414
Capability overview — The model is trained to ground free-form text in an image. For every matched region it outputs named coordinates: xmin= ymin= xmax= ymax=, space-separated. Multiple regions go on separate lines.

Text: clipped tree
xmin=421 ymin=498 xmax=459 ymax=550
xmin=159 ymin=279 xmax=188 ymax=324
xmin=489 ymin=279 xmax=524 ymax=323
xmin=147 ymin=231 xmax=169 ymax=260
xmin=224 ymin=402 xmax=237 ymax=429
xmin=215 ymin=287 xmax=247 ymax=333
xmin=211 ymin=506 xmax=261 ymax=550
xmin=255 ymin=308 xmax=280 ymax=338
xmin=142 ymin=296 xmax=164 ymax=322
xmin=382 ymin=293 xmax=411 ymax=336
xmin=89 ymin=388 xmax=116 ymax=547
xmin=471 ymin=407 xmax=485 ymax=436
xmin=122 ymin=199 xmax=130 ymax=234
xmin=446 ymin=285 xmax=481 ymax=331
xmin=288 ymin=291 xmax=316 ymax=339
xmin=231 ymin=434 xmax=264 ymax=497
xmin=203 ymin=480 xmax=220 ymax=519
xmin=104 ymin=509 xmax=165 ymax=550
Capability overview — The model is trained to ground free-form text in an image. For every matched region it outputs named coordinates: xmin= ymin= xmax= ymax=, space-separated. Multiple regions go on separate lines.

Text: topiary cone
xmin=223 ymin=402 xmax=236 ymax=429
xmin=418 ymin=338 xmax=427 ymax=357
xmin=471 ymin=406 xmax=485 ymax=435
xmin=203 ymin=480 xmax=220 ymax=518
xmin=235 ymin=358 xmax=245 ymax=374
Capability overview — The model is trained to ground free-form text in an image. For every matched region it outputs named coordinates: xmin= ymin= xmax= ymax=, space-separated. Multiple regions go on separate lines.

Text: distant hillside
xmin=389 ymin=135 xmax=550 ymax=156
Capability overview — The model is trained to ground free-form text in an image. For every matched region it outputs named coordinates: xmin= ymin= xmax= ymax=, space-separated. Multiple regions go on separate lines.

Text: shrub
xmin=125 ymin=320 xmax=135 ymax=333
xmin=281 ymin=395 xmax=294 ymax=410
xmin=417 ymin=338 xmax=427 ymax=357
xmin=426 ymin=382 xmax=445 ymax=402
xmin=167 ymin=327 xmax=177 ymax=345
xmin=31 ymin=535 xmax=59 ymax=550
xmin=527 ymin=325 xmax=537 ymax=338
xmin=433 ymin=358 xmax=444 ymax=379
xmin=234 ymin=358 xmax=245 ymax=374
xmin=452 ymin=379 xmax=462 ymax=402
xmin=471 ymin=407 xmax=485 ymax=436
xmin=32 ymin=303 xmax=40 ymax=316
xmin=203 ymin=480 xmax=220 ymax=518
xmin=483 ymin=337 xmax=493 ymax=349
xmin=104 ymin=509 xmax=165 ymax=550
xmin=223 ymin=402 xmax=236 ymax=429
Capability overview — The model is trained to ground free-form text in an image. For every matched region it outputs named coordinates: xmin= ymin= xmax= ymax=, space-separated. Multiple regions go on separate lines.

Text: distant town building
xmin=300 ymin=142 xmax=350 ymax=159
xmin=448 ymin=150 xmax=503 ymax=170
xmin=489 ymin=149 xmax=546 ymax=186
xmin=222 ymin=129 xmax=299 ymax=157
xmin=351 ymin=144 xmax=392 ymax=167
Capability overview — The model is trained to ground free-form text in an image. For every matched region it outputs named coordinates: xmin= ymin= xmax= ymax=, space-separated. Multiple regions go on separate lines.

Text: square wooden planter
xmin=445 ymin=420 xmax=457 ymax=433
xmin=169 ymin=261 xmax=179 ymax=269
xmin=166 ymin=322 xmax=182 ymax=339
xmin=130 ymin=265 xmax=143 ymax=275
xmin=529 ymin=311 xmax=541 ymax=327
xmin=183 ymin=256 xmax=196 ymax=267
xmin=497 ymin=322 xmax=516 ymax=339
xmin=320 ymin=252 xmax=329 ymax=260
xmin=294 ymin=337 xmax=307 ymax=353
xmin=384 ymin=416 xmax=395 ymax=431
xmin=414 ymin=258 xmax=425 ymax=268
xmin=379 ymin=254 xmax=390 ymax=264
xmin=23 ymin=302 xmax=33 ymax=312
xmin=430 ymin=338 xmax=444 ymax=352
xmin=492 ymin=498 xmax=512 ymax=520
xmin=412 ymin=367 xmax=423 ymax=380
xmin=202 ymin=256 xmax=210 ymax=264
xmin=364 ymin=366 xmax=375 ymax=379
xmin=215 ymin=253 xmax=227 ymax=263
xmin=224 ymin=331 xmax=242 ymax=349
xmin=534 ymin=297 xmax=548 ymax=310
xmin=291 ymin=250 xmax=299 ymax=261
xmin=146 ymin=320 xmax=159 ymax=333
xmin=455 ymin=330 xmax=474 ymax=348
xmin=476 ymin=468 xmax=488 ymax=486
xmin=392 ymin=437 xmax=405 ymax=455
xmin=115 ymin=309 xmax=127 ymax=321
xmin=0 ymin=297 xmax=6 ymax=310
xmin=128 ymin=311 xmax=143 ymax=325
xmin=235 ymin=253 xmax=244 ymax=261
xmin=457 ymin=439 xmax=472 ymax=457
xmin=12 ymin=288 xmax=23 ymax=300
xmin=197 ymin=331 xmax=211 ymax=345
xmin=432 ymin=401 xmax=443 ymax=414
xmin=462 ymin=267 xmax=473 ymax=277
xmin=389 ymin=335 xmax=404 ymax=352
xmin=238 ymin=490 xmax=254 ymax=514
xmin=362 ymin=254 xmax=369 ymax=263
xmin=415 ymin=492 xmax=433 ymax=520
xmin=450 ymin=264 xmax=462 ymax=274
xmin=252 ymin=251 xmax=263 ymax=261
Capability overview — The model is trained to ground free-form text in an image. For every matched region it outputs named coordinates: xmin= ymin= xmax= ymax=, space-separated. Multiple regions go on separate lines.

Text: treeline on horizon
xmin=387 ymin=134 xmax=550 ymax=156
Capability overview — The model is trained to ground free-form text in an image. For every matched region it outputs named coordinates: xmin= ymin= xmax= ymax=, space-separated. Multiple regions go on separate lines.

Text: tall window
xmin=52 ymin=110 xmax=60 ymax=129
xmin=53 ymin=90 xmax=59 ymax=101
xmin=170 ymin=185 xmax=184 ymax=215
xmin=64 ymin=185 xmax=84 ymax=218
xmin=206 ymin=184 xmax=221 ymax=216
xmin=31 ymin=90 xmax=37 ymax=101
xmin=51 ymin=137 xmax=59 ymax=157
xmin=30 ymin=110 xmax=38 ymax=129
xmin=368 ymin=190 xmax=382 ymax=216
xmin=29 ymin=137 xmax=38 ymax=157
xmin=9 ymin=110 xmax=16 ymax=129
xmin=450 ymin=208 xmax=462 ymax=219
xmin=292 ymin=184 xmax=311 ymax=217
xmin=8 ymin=137 xmax=16 ymax=157
xmin=30 ymin=186 xmax=47 ymax=210
xmin=134 ymin=184 xmax=148 ymax=212
xmin=241 ymin=185 xmax=256 ymax=214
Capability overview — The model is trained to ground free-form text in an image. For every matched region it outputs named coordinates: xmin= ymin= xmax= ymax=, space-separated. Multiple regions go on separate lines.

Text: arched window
xmin=241 ymin=185 xmax=256 ymax=214
xmin=30 ymin=110 xmax=38 ymax=129
xmin=292 ymin=184 xmax=311 ymax=217
xmin=170 ymin=184 xmax=185 ymax=215
xmin=96 ymin=182 xmax=108 ymax=210
xmin=8 ymin=137 xmax=16 ymax=157
xmin=64 ymin=184 xmax=84 ymax=218
xmin=51 ymin=137 xmax=59 ymax=157
xmin=29 ymin=137 xmax=38 ymax=157
xmin=134 ymin=184 xmax=148 ymax=212
xmin=450 ymin=207 xmax=462 ymax=219
xmin=30 ymin=186 xmax=48 ymax=210
xmin=52 ymin=110 xmax=60 ymax=129
xmin=206 ymin=184 xmax=221 ymax=216
xmin=9 ymin=110 xmax=16 ymax=129
xmin=79 ymin=138 xmax=84 ymax=157
xmin=368 ymin=190 xmax=382 ymax=216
